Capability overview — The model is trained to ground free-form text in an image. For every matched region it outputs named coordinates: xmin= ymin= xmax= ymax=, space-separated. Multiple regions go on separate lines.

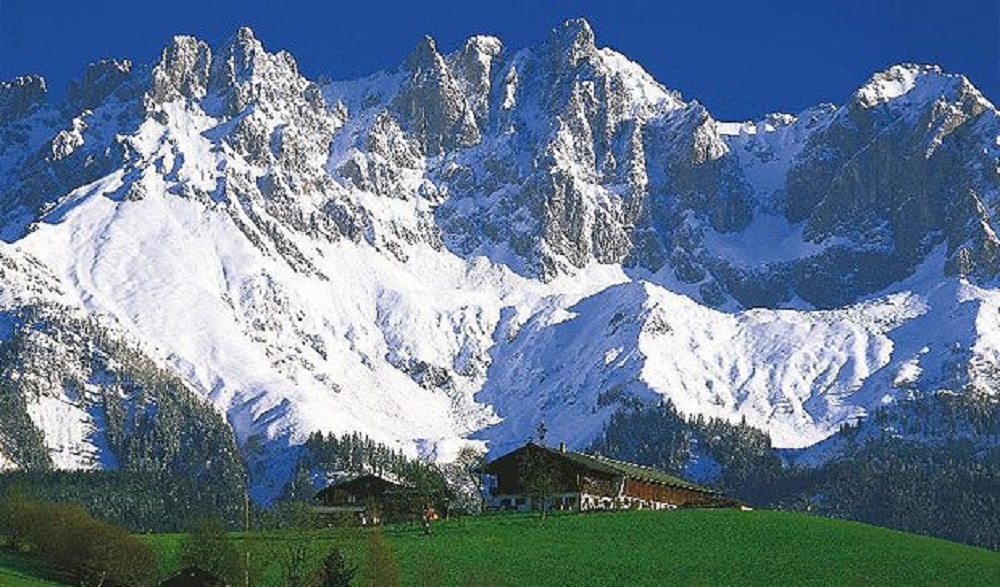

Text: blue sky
xmin=1 ymin=0 xmax=996 ymax=120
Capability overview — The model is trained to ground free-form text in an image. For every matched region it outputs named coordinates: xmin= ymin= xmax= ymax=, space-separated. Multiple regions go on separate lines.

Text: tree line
xmin=0 ymin=304 xmax=247 ymax=531
xmin=588 ymin=393 xmax=1000 ymax=550
xmin=283 ymin=431 xmax=460 ymax=521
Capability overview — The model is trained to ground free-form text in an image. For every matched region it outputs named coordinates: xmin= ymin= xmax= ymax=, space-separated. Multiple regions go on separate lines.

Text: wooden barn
xmin=484 ymin=442 xmax=722 ymax=512
xmin=313 ymin=473 xmax=412 ymax=524
xmin=315 ymin=473 xmax=406 ymax=508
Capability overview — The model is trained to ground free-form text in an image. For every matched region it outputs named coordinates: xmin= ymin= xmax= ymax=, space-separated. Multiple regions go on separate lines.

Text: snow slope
xmin=1 ymin=20 xmax=998 ymax=500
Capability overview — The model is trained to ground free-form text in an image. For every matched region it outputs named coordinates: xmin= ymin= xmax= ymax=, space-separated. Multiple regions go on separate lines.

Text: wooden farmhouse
xmin=314 ymin=473 xmax=413 ymax=524
xmin=315 ymin=473 xmax=405 ymax=508
xmin=485 ymin=442 xmax=722 ymax=512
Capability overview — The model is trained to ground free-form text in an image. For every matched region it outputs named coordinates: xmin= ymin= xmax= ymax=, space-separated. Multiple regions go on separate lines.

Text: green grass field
xmin=382 ymin=510 xmax=1000 ymax=586
xmin=4 ymin=510 xmax=999 ymax=586
xmin=0 ymin=550 xmax=64 ymax=587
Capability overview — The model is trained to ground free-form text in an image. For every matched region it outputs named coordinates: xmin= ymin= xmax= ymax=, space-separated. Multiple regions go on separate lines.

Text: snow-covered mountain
xmin=1 ymin=19 xmax=998 ymax=501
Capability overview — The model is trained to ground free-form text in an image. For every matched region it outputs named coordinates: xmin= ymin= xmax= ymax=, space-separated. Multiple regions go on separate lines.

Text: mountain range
xmin=1 ymin=18 xmax=998 ymax=502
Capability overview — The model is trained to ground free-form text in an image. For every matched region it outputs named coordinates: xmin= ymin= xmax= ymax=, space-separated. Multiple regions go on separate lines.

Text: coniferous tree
xmin=177 ymin=517 xmax=245 ymax=587
xmin=316 ymin=546 xmax=356 ymax=587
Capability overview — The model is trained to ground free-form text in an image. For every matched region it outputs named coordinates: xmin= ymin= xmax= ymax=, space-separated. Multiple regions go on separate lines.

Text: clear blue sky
xmin=1 ymin=0 xmax=996 ymax=120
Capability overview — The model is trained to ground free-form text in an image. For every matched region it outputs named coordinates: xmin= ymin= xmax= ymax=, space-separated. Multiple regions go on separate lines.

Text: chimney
xmin=559 ymin=442 xmax=566 ymax=453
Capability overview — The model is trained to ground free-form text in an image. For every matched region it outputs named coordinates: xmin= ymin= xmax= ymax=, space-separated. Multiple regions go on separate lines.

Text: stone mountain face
xmin=1 ymin=19 xmax=998 ymax=501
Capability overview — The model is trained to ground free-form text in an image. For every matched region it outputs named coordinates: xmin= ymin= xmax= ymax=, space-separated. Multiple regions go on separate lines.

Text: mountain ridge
xmin=0 ymin=18 xmax=997 ymax=501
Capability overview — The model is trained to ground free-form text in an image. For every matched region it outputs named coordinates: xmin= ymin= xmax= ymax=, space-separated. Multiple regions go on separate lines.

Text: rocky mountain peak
xmin=447 ymin=35 xmax=503 ymax=127
xmin=2 ymin=24 xmax=1000 ymax=503
xmin=208 ymin=26 xmax=272 ymax=103
xmin=234 ymin=26 xmax=260 ymax=47
xmin=149 ymin=27 xmax=312 ymax=118
xmin=394 ymin=34 xmax=480 ymax=155
xmin=449 ymin=35 xmax=503 ymax=83
xmin=67 ymin=59 xmax=134 ymax=111
xmin=406 ymin=35 xmax=443 ymax=72
xmin=835 ymin=64 xmax=994 ymax=163
xmin=461 ymin=35 xmax=503 ymax=60
xmin=150 ymin=35 xmax=213 ymax=103
xmin=0 ymin=75 xmax=47 ymax=121
xmin=226 ymin=26 xmax=267 ymax=69
xmin=853 ymin=63 xmax=991 ymax=115
xmin=547 ymin=18 xmax=597 ymax=66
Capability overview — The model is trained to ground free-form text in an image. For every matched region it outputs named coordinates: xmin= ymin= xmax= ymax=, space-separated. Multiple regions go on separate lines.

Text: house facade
xmin=315 ymin=473 xmax=404 ymax=508
xmin=313 ymin=473 xmax=411 ymax=524
xmin=484 ymin=442 xmax=721 ymax=512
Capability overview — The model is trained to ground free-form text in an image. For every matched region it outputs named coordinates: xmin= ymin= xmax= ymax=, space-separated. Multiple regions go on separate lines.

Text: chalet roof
xmin=572 ymin=451 xmax=714 ymax=493
xmin=489 ymin=442 xmax=716 ymax=494
xmin=315 ymin=473 xmax=413 ymax=499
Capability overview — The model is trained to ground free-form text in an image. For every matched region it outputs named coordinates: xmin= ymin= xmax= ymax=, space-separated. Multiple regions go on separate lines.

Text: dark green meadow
xmin=150 ymin=509 xmax=999 ymax=586
xmin=386 ymin=510 xmax=999 ymax=586
xmin=0 ymin=550 xmax=63 ymax=586
xmin=5 ymin=509 xmax=999 ymax=586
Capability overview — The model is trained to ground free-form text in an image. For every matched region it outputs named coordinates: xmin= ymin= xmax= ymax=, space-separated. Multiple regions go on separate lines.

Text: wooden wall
xmin=622 ymin=478 xmax=711 ymax=506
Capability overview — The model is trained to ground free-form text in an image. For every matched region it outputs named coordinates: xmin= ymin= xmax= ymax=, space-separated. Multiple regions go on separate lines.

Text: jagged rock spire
xmin=148 ymin=26 xmax=311 ymax=120
xmin=214 ymin=26 xmax=267 ymax=84
xmin=393 ymin=34 xmax=480 ymax=155
xmin=150 ymin=35 xmax=213 ymax=103
xmin=448 ymin=35 xmax=503 ymax=127
xmin=406 ymin=35 xmax=441 ymax=72
xmin=546 ymin=17 xmax=597 ymax=66
xmin=68 ymin=59 xmax=133 ymax=110
xmin=0 ymin=75 xmax=47 ymax=120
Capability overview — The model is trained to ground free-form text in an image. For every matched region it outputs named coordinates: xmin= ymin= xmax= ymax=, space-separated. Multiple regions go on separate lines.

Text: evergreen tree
xmin=177 ymin=517 xmax=245 ymax=587
xmin=315 ymin=546 xmax=356 ymax=587
xmin=518 ymin=446 xmax=559 ymax=519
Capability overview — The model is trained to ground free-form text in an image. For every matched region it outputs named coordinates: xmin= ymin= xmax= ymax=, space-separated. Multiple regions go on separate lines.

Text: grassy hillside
xmin=383 ymin=510 xmax=999 ymax=586
xmin=5 ymin=509 xmax=1000 ymax=585
xmin=0 ymin=551 xmax=63 ymax=587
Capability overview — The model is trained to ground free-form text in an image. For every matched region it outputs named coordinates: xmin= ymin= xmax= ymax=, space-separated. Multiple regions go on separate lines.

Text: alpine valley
xmin=1 ymin=18 xmax=998 ymax=543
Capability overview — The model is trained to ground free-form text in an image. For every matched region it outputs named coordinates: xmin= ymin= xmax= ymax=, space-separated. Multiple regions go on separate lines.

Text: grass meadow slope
xmin=138 ymin=510 xmax=1000 ymax=586
xmin=0 ymin=550 xmax=63 ymax=586
xmin=4 ymin=510 xmax=999 ymax=585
